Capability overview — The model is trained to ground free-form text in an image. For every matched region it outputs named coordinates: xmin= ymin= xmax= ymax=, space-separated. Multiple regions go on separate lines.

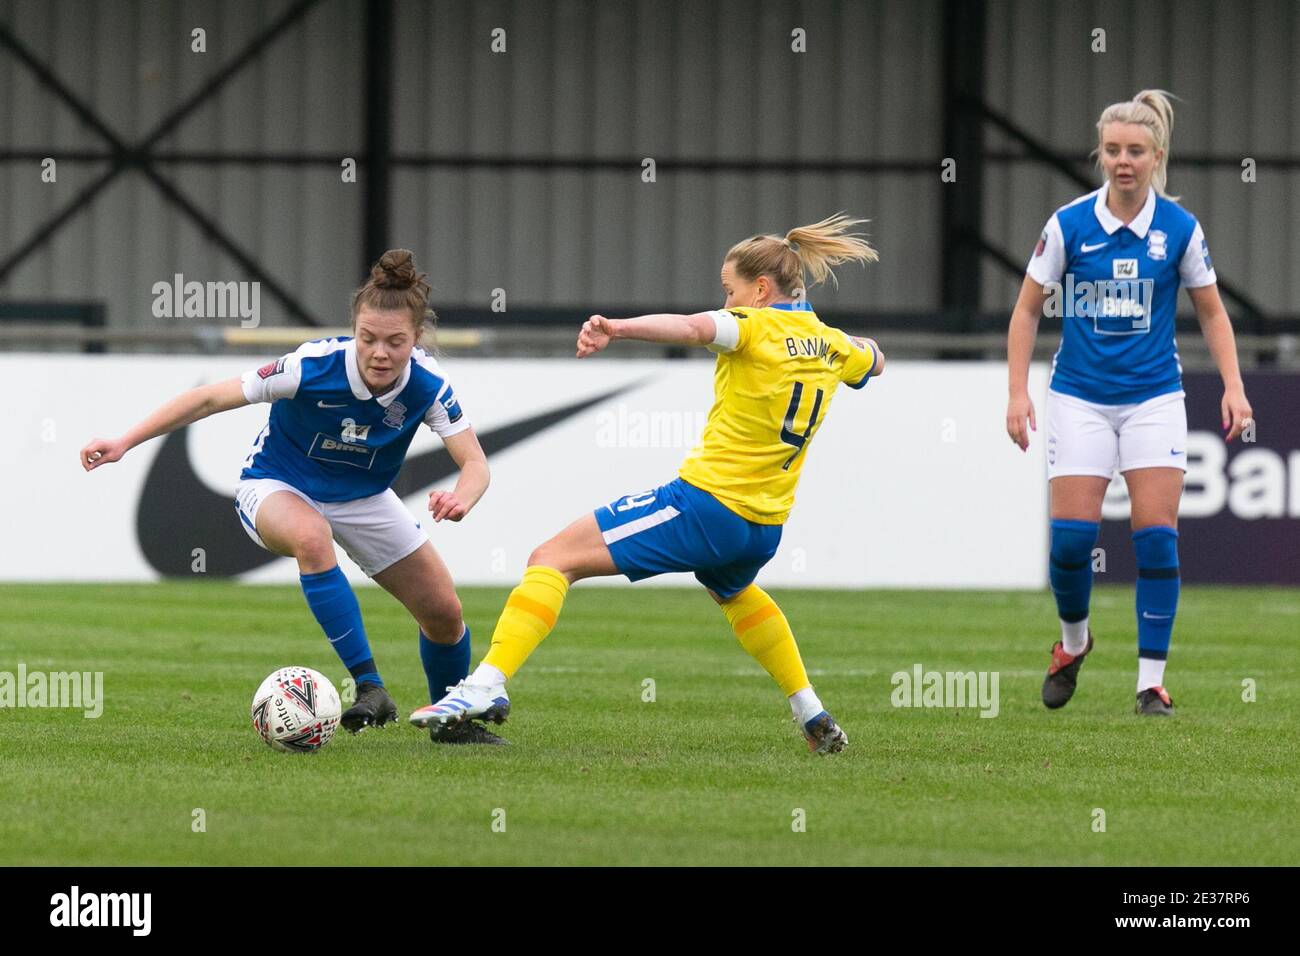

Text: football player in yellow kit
xmin=411 ymin=214 xmax=884 ymax=753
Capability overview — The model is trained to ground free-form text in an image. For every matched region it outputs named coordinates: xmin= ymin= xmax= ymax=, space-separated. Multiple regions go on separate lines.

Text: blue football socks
xmin=299 ymin=566 xmax=381 ymax=686
xmin=1133 ymin=526 xmax=1179 ymax=690
xmin=419 ymin=624 xmax=471 ymax=704
xmin=1049 ymin=519 xmax=1099 ymax=654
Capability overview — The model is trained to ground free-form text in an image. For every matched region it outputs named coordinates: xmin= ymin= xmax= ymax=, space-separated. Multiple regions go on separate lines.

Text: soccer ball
xmin=250 ymin=666 xmax=342 ymax=753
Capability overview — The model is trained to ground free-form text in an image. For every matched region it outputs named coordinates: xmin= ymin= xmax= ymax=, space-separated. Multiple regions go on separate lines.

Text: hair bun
xmin=371 ymin=249 xmax=418 ymax=289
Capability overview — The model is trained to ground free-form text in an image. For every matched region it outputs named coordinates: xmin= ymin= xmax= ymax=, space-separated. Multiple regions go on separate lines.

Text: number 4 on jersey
xmin=779 ymin=382 xmax=825 ymax=470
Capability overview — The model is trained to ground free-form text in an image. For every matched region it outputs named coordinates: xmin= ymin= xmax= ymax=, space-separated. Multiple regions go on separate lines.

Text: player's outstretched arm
xmin=1006 ymin=276 xmax=1048 ymax=452
xmin=576 ymin=312 xmax=718 ymax=357
xmin=1188 ymin=283 xmax=1253 ymax=442
xmin=427 ymin=427 xmax=490 ymax=522
xmin=80 ymin=376 xmax=249 ymax=472
xmin=849 ymin=335 xmax=886 ymax=376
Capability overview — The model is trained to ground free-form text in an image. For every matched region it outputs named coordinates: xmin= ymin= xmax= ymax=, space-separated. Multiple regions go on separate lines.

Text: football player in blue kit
xmin=1006 ymin=91 xmax=1254 ymax=716
xmin=81 ymin=250 xmax=504 ymax=744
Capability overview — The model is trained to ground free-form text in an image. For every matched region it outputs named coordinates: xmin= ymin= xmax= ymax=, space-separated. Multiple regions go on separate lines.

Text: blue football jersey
xmin=1026 ymin=183 xmax=1216 ymax=405
xmin=238 ymin=338 xmax=469 ymax=502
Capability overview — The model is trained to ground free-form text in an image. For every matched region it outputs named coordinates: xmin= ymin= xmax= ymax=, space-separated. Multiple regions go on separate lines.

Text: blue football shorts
xmin=593 ymin=477 xmax=782 ymax=599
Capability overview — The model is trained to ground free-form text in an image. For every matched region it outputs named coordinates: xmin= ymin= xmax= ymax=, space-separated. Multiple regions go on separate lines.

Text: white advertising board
xmin=14 ymin=355 xmax=1050 ymax=588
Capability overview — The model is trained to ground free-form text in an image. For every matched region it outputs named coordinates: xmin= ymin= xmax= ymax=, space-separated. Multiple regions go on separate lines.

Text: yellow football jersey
xmin=677 ymin=303 xmax=879 ymax=524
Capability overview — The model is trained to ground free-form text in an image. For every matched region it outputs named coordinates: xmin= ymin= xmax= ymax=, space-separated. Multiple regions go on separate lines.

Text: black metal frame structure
xmin=0 ymin=0 xmax=329 ymax=323
xmin=0 ymin=0 xmax=1278 ymax=336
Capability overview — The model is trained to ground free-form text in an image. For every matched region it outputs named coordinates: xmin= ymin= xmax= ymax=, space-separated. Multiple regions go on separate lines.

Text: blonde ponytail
xmin=725 ymin=212 xmax=878 ymax=296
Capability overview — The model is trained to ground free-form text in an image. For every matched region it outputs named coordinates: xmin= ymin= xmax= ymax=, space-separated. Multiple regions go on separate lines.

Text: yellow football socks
xmin=721 ymin=584 xmax=810 ymax=696
xmin=482 ymin=565 xmax=570 ymax=679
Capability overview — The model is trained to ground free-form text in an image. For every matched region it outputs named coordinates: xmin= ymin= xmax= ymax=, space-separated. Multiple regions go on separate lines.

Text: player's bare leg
xmin=256 ymin=491 xmax=398 ymax=732
xmin=1050 ymin=475 xmax=1110 ymax=524
xmin=529 ymin=513 xmax=621 ymax=582
xmin=1042 ymin=476 xmax=1109 ymax=709
xmin=374 ymin=541 xmax=464 ymax=645
xmin=254 ymin=490 xmax=336 ymax=571
xmin=1124 ymin=467 xmax=1183 ymax=716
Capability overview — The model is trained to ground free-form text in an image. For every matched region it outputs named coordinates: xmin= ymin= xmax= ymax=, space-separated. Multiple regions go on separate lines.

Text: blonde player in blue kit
xmin=81 ymin=250 xmax=505 ymax=744
xmin=1006 ymin=91 xmax=1254 ymax=715
xmin=409 ymin=214 xmax=884 ymax=754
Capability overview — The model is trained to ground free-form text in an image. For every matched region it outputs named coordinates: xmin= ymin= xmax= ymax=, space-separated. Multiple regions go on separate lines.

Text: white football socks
xmin=789 ymin=687 xmax=824 ymax=725
xmin=469 ymin=662 xmax=507 ymax=688
xmin=1137 ymin=658 xmax=1166 ymax=692
xmin=1061 ymin=617 xmax=1089 ymax=656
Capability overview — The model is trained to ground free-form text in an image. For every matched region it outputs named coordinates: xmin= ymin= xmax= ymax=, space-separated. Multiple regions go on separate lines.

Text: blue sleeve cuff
xmin=845 ymin=341 xmax=880 ymax=389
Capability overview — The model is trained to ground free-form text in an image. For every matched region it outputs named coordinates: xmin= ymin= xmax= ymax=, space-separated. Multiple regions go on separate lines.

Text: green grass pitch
xmin=1 ymin=582 xmax=1296 ymax=866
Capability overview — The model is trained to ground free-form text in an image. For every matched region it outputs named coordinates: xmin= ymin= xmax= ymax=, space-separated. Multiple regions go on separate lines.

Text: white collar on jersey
xmin=1093 ymin=180 xmax=1156 ymax=238
xmin=344 ymin=339 xmax=411 ymax=407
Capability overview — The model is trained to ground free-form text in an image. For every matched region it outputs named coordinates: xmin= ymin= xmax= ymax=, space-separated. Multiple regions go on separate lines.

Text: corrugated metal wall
xmin=0 ymin=0 xmax=1294 ymax=330
xmin=983 ymin=0 xmax=1300 ymax=317
xmin=1 ymin=0 xmax=364 ymax=329
xmin=388 ymin=0 xmax=942 ymax=313
xmin=0 ymin=0 xmax=941 ymax=327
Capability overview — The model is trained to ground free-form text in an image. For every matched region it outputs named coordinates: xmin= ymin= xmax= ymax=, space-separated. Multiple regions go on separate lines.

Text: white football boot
xmin=409 ymin=678 xmax=510 ymax=728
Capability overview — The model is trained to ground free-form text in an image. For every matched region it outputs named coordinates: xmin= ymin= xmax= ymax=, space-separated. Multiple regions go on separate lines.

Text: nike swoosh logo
xmin=328 ymin=628 xmax=353 ymax=644
xmin=1080 ymin=242 xmax=1108 ymax=253
xmin=136 ymin=381 xmax=646 ymax=576
xmin=318 ymin=401 xmax=348 ymax=408
xmin=1142 ymin=612 xmax=1172 ymax=620
xmin=1170 ymin=449 xmax=1184 ymax=455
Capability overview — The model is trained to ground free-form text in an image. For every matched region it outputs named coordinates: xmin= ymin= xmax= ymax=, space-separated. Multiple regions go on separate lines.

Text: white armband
xmin=705 ymin=310 xmax=741 ymax=353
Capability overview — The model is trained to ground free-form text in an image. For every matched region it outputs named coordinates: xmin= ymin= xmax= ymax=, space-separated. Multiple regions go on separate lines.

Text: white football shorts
xmin=1045 ymin=389 xmax=1188 ymax=480
xmin=235 ymin=478 xmax=428 ymax=577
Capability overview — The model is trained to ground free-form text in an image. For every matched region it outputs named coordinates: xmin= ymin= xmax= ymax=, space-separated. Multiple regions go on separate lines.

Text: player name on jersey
xmin=784 ymin=335 xmax=832 ymax=360
xmin=679 ymin=302 xmax=878 ymax=524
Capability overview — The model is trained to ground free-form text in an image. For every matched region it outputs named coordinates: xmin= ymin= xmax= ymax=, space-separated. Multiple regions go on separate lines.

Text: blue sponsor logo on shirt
xmin=308 ymin=433 xmax=378 ymax=469
xmin=1043 ymin=274 xmax=1154 ymax=335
